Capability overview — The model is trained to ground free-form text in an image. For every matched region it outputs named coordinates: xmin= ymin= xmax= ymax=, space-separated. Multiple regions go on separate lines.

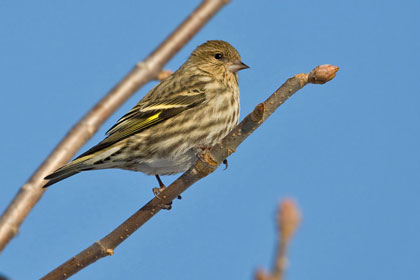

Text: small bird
xmin=44 ymin=40 xmax=249 ymax=195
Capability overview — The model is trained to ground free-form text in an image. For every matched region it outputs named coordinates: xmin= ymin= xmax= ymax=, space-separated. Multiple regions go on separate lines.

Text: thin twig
xmin=0 ymin=0 xmax=230 ymax=252
xmin=255 ymin=199 xmax=301 ymax=280
xmin=273 ymin=199 xmax=301 ymax=280
xmin=42 ymin=65 xmax=338 ymax=280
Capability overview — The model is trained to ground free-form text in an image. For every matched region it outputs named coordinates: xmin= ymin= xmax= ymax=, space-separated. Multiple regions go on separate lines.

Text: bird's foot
xmin=158 ymin=201 xmax=172 ymax=210
xmin=153 ymin=175 xmax=167 ymax=199
xmin=153 ymin=185 xmax=166 ymax=199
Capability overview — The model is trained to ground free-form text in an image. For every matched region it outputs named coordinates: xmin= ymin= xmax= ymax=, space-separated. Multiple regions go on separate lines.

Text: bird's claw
xmin=153 ymin=186 xmax=166 ymax=200
xmin=153 ymin=186 xmax=172 ymax=210
xmin=223 ymin=159 xmax=228 ymax=170
xmin=158 ymin=201 xmax=172 ymax=210
xmin=152 ymin=175 xmax=180 ymax=206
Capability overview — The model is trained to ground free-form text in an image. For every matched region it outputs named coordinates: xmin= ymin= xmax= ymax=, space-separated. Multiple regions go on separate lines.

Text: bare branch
xmin=0 ymin=0 xmax=230 ymax=252
xmin=273 ymin=199 xmax=301 ymax=280
xmin=255 ymin=199 xmax=301 ymax=280
xmin=41 ymin=65 xmax=338 ymax=280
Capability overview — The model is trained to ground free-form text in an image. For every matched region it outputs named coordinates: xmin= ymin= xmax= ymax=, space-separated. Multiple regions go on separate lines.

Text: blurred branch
xmin=255 ymin=199 xmax=301 ymax=280
xmin=0 ymin=0 xmax=230 ymax=252
xmin=41 ymin=65 xmax=338 ymax=279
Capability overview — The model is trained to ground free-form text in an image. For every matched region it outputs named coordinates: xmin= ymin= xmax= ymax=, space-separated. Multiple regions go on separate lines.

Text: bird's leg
xmin=152 ymin=175 xmax=172 ymax=210
xmin=152 ymin=175 xmax=166 ymax=199
xmin=152 ymin=176 xmax=180 ymax=210
xmin=152 ymin=175 xmax=182 ymax=201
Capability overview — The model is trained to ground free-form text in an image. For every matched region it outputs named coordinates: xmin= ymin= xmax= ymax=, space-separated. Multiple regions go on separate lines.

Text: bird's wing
xmin=76 ymin=88 xmax=206 ymax=158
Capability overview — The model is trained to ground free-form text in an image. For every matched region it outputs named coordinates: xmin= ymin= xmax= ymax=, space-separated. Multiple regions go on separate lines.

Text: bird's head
xmin=187 ymin=40 xmax=249 ymax=80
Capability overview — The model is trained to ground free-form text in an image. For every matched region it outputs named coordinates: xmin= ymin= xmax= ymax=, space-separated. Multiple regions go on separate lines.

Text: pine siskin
xmin=44 ymin=40 xmax=249 ymax=193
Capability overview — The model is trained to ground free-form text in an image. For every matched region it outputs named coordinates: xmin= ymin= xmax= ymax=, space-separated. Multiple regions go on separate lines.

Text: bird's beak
xmin=228 ymin=61 xmax=250 ymax=73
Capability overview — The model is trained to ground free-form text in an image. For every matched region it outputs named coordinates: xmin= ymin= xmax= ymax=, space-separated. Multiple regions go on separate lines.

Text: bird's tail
xmin=43 ymin=155 xmax=94 ymax=188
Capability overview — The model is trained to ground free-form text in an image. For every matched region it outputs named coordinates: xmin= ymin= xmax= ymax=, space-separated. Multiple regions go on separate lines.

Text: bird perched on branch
xmin=44 ymin=40 xmax=249 ymax=196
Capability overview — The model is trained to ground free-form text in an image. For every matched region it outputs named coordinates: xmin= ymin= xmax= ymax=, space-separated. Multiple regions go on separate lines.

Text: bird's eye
xmin=214 ymin=53 xmax=223 ymax=59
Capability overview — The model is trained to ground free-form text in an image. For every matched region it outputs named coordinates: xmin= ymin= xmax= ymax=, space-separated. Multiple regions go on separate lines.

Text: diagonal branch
xmin=41 ymin=65 xmax=339 ymax=280
xmin=0 ymin=0 xmax=230 ymax=252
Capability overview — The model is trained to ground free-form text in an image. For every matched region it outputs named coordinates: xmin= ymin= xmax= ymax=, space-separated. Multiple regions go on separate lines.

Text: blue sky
xmin=1 ymin=0 xmax=420 ymax=279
